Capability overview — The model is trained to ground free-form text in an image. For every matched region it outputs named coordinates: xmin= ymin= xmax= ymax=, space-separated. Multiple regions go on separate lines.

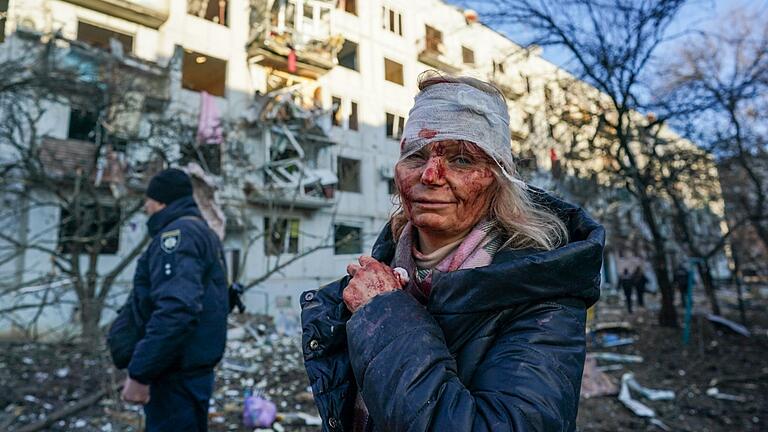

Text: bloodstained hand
xmin=343 ymin=256 xmax=404 ymax=313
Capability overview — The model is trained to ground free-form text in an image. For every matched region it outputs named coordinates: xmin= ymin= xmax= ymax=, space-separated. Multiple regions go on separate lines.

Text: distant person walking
xmin=620 ymin=268 xmax=634 ymax=313
xmin=632 ymin=266 xmax=648 ymax=309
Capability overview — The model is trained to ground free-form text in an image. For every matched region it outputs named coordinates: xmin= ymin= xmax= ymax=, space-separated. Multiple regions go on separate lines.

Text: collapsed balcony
xmin=17 ymin=28 xmax=170 ymax=113
xmin=243 ymin=88 xmax=338 ymax=210
xmin=248 ymin=0 xmax=342 ymax=78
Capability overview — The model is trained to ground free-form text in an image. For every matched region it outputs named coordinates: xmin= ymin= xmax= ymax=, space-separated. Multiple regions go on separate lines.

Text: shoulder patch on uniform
xmin=160 ymin=229 xmax=181 ymax=253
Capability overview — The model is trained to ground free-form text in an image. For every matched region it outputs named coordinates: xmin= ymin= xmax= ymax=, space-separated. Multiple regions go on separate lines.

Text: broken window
xmin=188 ymin=0 xmax=228 ymax=26
xmin=385 ymin=112 xmax=405 ymax=139
xmin=425 ymin=25 xmax=443 ymax=54
xmin=181 ymin=141 xmax=222 ymax=175
xmin=68 ymin=108 xmax=99 ymax=142
xmin=349 ymin=101 xmax=358 ymax=131
xmin=182 ymin=49 xmax=227 ymax=97
xmin=0 ymin=0 xmax=9 ymax=44
xmin=338 ymin=0 xmax=357 ymax=15
xmin=332 ymin=96 xmax=342 ymax=126
xmin=337 ymin=40 xmax=359 ymax=71
xmin=77 ymin=21 xmax=133 ymax=54
xmin=384 ymin=58 xmax=404 ymax=85
xmin=265 ymin=218 xmax=300 ymax=255
xmin=59 ymin=203 xmax=121 ymax=254
xmin=462 ymin=46 xmax=475 ymax=64
xmin=493 ymin=60 xmax=505 ymax=75
xmin=337 ymin=156 xmax=361 ymax=192
xmin=334 ymin=224 xmax=362 ymax=255
xmin=382 ymin=6 xmax=403 ymax=36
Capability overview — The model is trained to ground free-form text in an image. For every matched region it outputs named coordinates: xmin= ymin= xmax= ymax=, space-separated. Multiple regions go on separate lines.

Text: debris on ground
xmin=706 ymin=387 xmax=747 ymax=402
xmin=590 ymin=352 xmax=644 ymax=363
xmin=622 ymin=372 xmax=675 ymax=401
xmin=243 ymin=390 xmax=277 ymax=428
xmin=598 ymin=333 xmax=636 ymax=348
xmin=578 ymin=291 xmax=768 ymax=431
xmin=706 ymin=313 xmax=752 ymax=337
xmin=2 ymin=292 xmax=767 ymax=431
xmin=580 ymin=356 xmax=619 ymax=398
xmin=0 ymin=313 xmax=319 ymax=431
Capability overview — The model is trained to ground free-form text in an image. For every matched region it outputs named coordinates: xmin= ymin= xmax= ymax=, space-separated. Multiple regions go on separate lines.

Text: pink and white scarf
xmin=393 ymin=219 xmax=504 ymax=304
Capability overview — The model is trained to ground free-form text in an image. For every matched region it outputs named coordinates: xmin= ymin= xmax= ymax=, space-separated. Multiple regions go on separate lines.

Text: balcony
xmin=417 ymin=47 xmax=461 ymax=75
xmin=248 ymin=0 xmax=341 ymax=78
xmin=489 ymin=72 xmax=527 ymax=101
xmin=417 ymin=28 xmax=461 ymax=74
xmin=33 ymin=31 xmax=170 ymax=111
xmin=61 ymin=0 xmax=169 ymax=29
xmin=242 ymin=91 xmax=339 ymax=210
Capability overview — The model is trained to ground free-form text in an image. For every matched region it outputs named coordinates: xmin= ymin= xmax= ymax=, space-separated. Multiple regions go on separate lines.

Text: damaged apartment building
xmin=0 ymin=0 xmax=729 ymax=335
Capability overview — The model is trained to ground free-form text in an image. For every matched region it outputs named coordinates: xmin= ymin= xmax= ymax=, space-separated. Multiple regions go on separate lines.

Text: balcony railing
xmin=248 ymin=0 xmax=341 ymax=77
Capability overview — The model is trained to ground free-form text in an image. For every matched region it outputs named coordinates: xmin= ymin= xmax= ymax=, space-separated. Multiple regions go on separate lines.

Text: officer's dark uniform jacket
xmin=109 ymin=196 xmax=228 ymax=384
xmin=300 ymin=192 xmax=604 ymax=432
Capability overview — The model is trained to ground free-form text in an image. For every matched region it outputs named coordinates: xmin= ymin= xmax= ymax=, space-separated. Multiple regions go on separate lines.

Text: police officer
xmin=108 ymin=168 xmax=228 ymax=432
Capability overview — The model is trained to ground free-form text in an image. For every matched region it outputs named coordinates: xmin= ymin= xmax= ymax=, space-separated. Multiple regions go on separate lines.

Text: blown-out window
xmin=59 ymin=203 xmax=121 ymax=254
xmin=182 ymin=49 xmax=227 ymax=97
xmin=334 ymin=224 xmax=362 ymax=255
xmin=265 ymin=218 xmax=299 ymax=255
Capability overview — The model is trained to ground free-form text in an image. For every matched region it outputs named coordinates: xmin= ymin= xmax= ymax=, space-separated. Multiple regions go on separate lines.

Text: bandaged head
xmin=400 ymin=81 xmax=521 ymax=184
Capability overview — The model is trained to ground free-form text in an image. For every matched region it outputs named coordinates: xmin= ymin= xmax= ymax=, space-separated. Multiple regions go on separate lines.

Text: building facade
xmin=0 ymin=0 xmax=731 ymax=337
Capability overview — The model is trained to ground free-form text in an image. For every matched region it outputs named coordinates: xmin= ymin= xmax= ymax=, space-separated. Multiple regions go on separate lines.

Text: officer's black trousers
xmin=144 ymin=371 xmax=214 ymax=432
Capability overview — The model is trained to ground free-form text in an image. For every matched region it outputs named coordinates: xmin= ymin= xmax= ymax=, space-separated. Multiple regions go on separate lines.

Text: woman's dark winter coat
xmin=301 ymin=192 xmax=605 ymax=432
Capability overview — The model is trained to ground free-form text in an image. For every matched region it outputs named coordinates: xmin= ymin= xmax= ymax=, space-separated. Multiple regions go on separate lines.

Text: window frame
xmin=182 ymin=49 xmax=228 ymax=97
xmin=58 ymin=202 xmax=121 ymax=255
xmin=334 ymin=224 xmax=363 ymax=255
xmin=337 ymin=156 xmax=362 ymax=193
xmin=462 ymin=46 xmax=475 ymax=64
xmin=384 ymin=57 xmax=404 ymax=85
xmin=337 ymin=39 xmax=360 ymax=71
xmin=264 ymin=217 xmax=300 ymax=256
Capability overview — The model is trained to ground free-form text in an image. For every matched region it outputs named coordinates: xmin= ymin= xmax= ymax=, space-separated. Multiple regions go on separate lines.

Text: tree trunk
xmin=79 ymin=297 xmax=104 ymax=352
xmin=696 ymin=260 xmax=721 ymax=315
xmin=750 ymin=217 xmax=768 ymax=254
xmin=652 ymin=249 xmax=678 ymax=327
xmin=635 ymin=185 xmax=678 ymax=327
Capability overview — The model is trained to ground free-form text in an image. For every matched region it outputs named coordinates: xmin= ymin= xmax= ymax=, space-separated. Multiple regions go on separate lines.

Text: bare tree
xmin=0 ymin=31 xmax=173 ymax=347
xmin=663 ymin=8 xmax=768 ymax=266
xmin=468 ymin=0 xmax=704 ymax=326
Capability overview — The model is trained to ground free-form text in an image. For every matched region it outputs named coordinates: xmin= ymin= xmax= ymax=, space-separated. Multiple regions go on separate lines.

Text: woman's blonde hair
xmin=390 ymin=72 xmax=569 ymax=251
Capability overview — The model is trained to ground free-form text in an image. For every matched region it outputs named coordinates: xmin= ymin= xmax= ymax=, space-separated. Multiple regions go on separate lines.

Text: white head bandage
xmin=399 ymin=82 xmax=523 ymax=185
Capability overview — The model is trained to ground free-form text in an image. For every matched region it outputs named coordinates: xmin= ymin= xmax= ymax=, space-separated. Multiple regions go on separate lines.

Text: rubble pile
xmin=209 ymin=314 xmax=320 ymax=431
xmin=0 ymin=314 xmax=320 ymax=432
xmin=2 ymin=297 xmax=767 ymax=431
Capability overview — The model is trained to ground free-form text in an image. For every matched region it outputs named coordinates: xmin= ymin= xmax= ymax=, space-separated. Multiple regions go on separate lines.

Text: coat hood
xmin=146 ymin=195 xmax=202 ymax=237
xmin=371 ymin=189 xmax=604 ymax=313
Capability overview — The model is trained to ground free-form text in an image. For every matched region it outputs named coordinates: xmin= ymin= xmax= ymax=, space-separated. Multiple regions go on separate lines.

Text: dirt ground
xmin=577 ymin=290 xmax=768 ymax=431
xmin=1 ymin=289 xmax=766 ymax=431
